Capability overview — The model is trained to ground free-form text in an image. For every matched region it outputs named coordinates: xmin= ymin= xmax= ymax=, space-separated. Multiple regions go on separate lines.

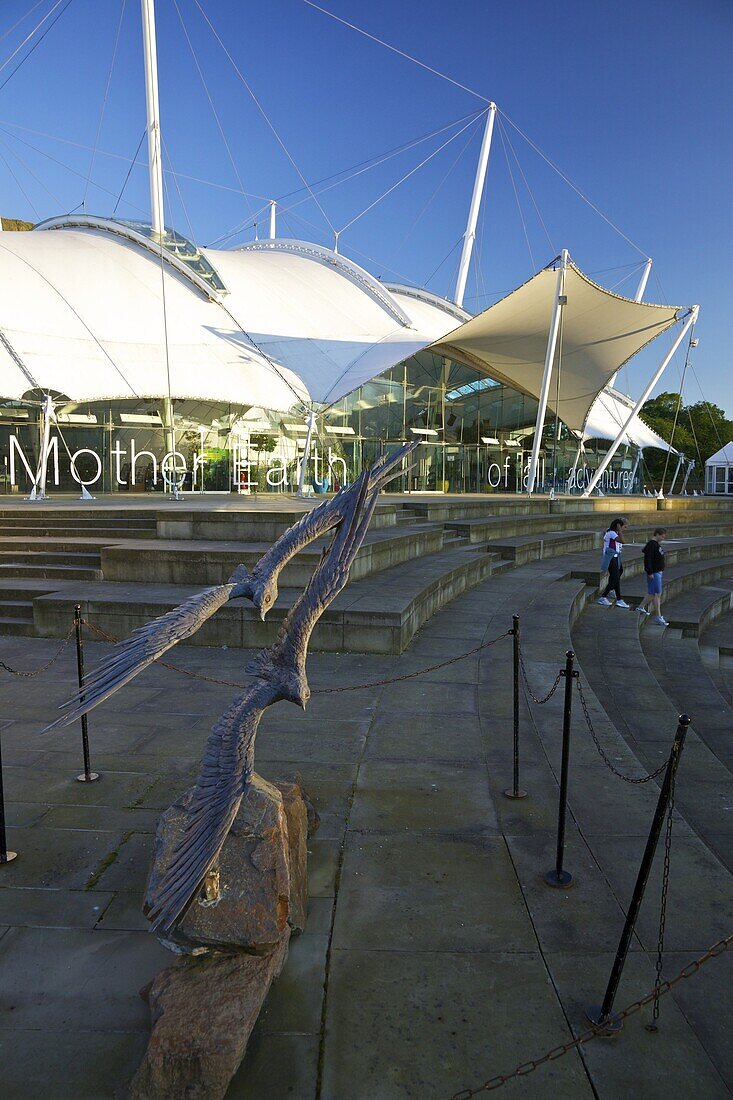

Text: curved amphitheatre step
xmin=31 ymin=544 xmax=507 ymax=655
xmin=0 ymin=499 xmax=731 ymax=650
xmin=699 ymin=608 xmax=733 ymax=706
xmin=571 ymin=558 xmax=733 ymax=878
xmin=457 ymin=555 xmax=733 ymax=1089
xmin=638 ymin=590 xmax=733 ymax=776
xmin=97 ymin=523 xmax=451 ymax=587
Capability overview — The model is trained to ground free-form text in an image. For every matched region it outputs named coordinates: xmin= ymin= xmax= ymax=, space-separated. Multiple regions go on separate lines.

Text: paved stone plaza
xmin=0 ymin=498 xmax=732 ymax=1097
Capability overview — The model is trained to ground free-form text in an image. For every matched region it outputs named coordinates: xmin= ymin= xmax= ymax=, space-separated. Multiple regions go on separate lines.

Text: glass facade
xmin=320 ymin=351 xmax=641 ymax=495
xmin=0 ymin=352 xmax=642 ymax=496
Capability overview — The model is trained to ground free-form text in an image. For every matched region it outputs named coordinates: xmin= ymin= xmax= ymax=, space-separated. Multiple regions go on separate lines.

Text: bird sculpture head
xmin=229 ymin=566 xmax=277 ymax=620
xmin=282 ymin=669 xmax=310 ymax=710
xmin=251 ymin=575 xmax=279 ymax=621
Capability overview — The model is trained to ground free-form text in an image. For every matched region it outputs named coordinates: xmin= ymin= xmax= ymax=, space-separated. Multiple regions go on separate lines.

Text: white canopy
xmin=0 ymin=222 xmax=462 ymax=412
xmin=585 ymin=387 xmax=675 ymax=452
xmin=431 ymin=260 xmax=683 ymax=436
xmin=706 ymin=444 xmax=733 ymax=466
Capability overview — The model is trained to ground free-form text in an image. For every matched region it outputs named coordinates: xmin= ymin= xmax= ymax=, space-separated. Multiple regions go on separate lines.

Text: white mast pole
xmin=582 ymin=306 xmax=699 ymax=498
xmin=454 ymin=103 xmax=496 ymax=308
xmin=526 ymin=249 xmax=568 ymax=494
xmin=141 ymin=0 xmax=165 ymax=238
xmin=668 ymin=452 xmax=684 ymax=495
xmin=629 ymin=446 xmax=643 ymax=492
xmin=27 ymin=394 xmax=53 ymax=501
xmin=607 ymin=258 xmax=654 ymax=391
xmin=297 ymin=409 xmax=317 ymax=497
xmin=269 ymin=201 xmax=277 ymax=240
xmin=635 ymin=258 xmax=653 ymax=302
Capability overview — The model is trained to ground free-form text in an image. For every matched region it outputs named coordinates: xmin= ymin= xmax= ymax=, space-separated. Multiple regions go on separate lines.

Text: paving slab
xmin=333 ymin=833 xmax=535 ymax=953
xmin=547 ymin=950 xmax=731 ymax=1099
xmin=321 ymin=949 xmax=594 ymax=1100
xmin=350 ymin=761 xmax=499 ymax=836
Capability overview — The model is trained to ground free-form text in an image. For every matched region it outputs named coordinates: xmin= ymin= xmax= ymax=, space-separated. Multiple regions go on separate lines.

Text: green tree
xmin=639 ymin=391 xmax=733 ymax=492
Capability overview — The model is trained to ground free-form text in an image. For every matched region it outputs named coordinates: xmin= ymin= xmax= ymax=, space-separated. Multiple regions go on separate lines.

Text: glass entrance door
xmin=410 ymin=443 xmax=445 ymax=492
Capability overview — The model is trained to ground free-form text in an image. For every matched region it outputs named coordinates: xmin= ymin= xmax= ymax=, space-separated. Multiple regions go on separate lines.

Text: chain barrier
xmin=0 ymin=625 xmax=75 ymax=678
xmin=517 ymin=641 xmax=562 ymax=704
xmin=576 ymin=678 xmax=669 ymax=785
xmin=650 ymin=769 xmax=676 ymax=1028
xmin=449 ymin=929 xmax=733 ymax=1098
xmin=81 ymin=618 xmax=513 ymax=694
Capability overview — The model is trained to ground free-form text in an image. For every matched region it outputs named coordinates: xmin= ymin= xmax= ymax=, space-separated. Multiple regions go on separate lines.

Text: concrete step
xmin=486 ymin=529 xmax=599 ymax=564
xmin=0 ymin=551 xmax=101 ymax=567
xmin=99 ymin=524 xmax=448 ymax=586
xmin=572 ymin=581 xmax=733 ymax=873
xmin=0 ymin=599 xmax=34 ymax=620
xmin=33 ymin=545 xmax=504 ymax=655
xmin=0 ymin=615 xmax=36 ymax=635
xmin=658 ymin=584 xmax=733 ymax=637
xmin=0 ymin=525 xmax=157 ymax=540
xmin=0 ymin=563 xmax=102 ymax=581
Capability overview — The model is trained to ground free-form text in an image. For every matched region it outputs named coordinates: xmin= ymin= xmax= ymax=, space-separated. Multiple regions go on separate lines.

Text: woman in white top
xmin=598 ymin=517 xmax=630 ymax=608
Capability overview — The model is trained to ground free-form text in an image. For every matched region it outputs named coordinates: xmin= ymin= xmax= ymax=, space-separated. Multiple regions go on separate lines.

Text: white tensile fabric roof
xmin=430 ymin=260 xmax=682 ymax=436
xmin=585 ymin=387 xmax=675 ymax=452
xmin=706 ymin=444 xmax=733 ymax=466
xmin=0 ymin=227 xmax=308 ymax=410
xmin=0 ymin=224 xmax=463 ymax=411
xmin=0 ymin=223 xmax=690 ymax=441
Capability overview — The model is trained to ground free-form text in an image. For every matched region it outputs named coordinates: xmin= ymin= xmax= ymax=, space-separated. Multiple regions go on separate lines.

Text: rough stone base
xmin=129 ymin=775 xmax=314 ymax=1098
xmin=143 ymin=773 xmax=307 ymax=954
xmin=128 ymin=936 xmax=289 ymax=1100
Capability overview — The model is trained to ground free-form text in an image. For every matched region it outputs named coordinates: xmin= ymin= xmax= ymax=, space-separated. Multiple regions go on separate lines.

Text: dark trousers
xmin=602 ymin=556 xmax=623 ymax=600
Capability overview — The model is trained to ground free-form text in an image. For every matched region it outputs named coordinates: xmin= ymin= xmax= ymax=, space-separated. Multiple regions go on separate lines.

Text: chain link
xmin=576 ymin=677 xmax=669 ymax=785
xmin=449 ymin=929 xmax=733 ymax=1097
xmin=314 ymin=629 xmax=513 ymax=694
xmin=650 ymin=769 xmax=676 ymax=1027
xmin=81 ymin=619 xmax=512 ymax=694
xmin=0 ymin=625 xmax=75 ymax=678
xmin=517 ymin=641 xmax=563 ymax=704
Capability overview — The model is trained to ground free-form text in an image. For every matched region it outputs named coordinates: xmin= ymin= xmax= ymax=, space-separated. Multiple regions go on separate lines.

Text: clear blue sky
xmin=0 ymin=0 xmax=731 ymax=411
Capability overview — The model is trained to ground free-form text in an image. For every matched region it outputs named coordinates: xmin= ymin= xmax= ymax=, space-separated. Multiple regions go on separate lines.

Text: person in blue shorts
xmin=636 ymin=527 xmax=667 ymax=626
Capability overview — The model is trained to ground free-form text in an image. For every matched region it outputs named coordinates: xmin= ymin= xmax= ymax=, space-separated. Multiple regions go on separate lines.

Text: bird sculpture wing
xmin=248 ymin=440 xmax=416 ymax=587
xmin=145 ymin=680 xmax=277 ymax=934
xmin=43 ymin=583 xmax=238 ymax=732
xmin=46 ymin=441 xmax=418 ymax=731
xmin=248 ymin=469 xmax=380 ymax=687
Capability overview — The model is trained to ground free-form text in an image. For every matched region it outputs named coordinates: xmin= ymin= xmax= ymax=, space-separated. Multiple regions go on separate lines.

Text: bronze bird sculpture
xmin=45 ymin=442 xmax=414 ymax=730
xmin=46 ymin=441 xmax=417 ymax=933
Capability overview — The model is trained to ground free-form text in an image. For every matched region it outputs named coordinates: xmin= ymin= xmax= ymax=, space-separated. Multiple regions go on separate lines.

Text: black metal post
xmin=586 ymin=714 xmax=690 ymax=1031
xmin=545 ymin=650 xmax=577 ymax=887
xmin=0 ymin=719 xmax=17 ymax=864
xmin=504 ymin=614 xmax=527 ymax=800
xmin=74 ymin=605 xmax=99 ymax=784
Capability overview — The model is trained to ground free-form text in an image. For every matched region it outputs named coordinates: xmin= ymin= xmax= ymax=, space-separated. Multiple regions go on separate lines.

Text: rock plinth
xmin=129 ymin=774 xmax=314 ymax=1099
xmin=143 ymin=773 xmax=292 ymax=954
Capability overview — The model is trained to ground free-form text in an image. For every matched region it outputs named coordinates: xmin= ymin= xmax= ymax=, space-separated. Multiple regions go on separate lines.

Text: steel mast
xmin=141 ymin=0 xmax=165 ymax=237
xmin=454 ymin=103 xmax=496 ymax=308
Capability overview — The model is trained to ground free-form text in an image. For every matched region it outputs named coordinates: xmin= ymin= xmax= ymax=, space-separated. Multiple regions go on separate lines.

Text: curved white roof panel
xmin=0 ymin=223 xmax=307 ymax=409
xmin=585 ymin=387 xmax=675 ymax=451
xmin=208 ymin=240 xmax=462 ymax=406
xmin=0 ymin=221 xmax=462 ymax=412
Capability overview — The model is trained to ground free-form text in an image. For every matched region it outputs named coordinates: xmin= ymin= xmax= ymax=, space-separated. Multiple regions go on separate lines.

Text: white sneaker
xmin=597 ymin=597 xmax=611 ymax=606
xmin=616 ymin=600 xmax=630 ymax=609
xmin=635 ymin=606 xmax=650 ymax=615
xmin=653 ymin=616 xmax=669 ymax=626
